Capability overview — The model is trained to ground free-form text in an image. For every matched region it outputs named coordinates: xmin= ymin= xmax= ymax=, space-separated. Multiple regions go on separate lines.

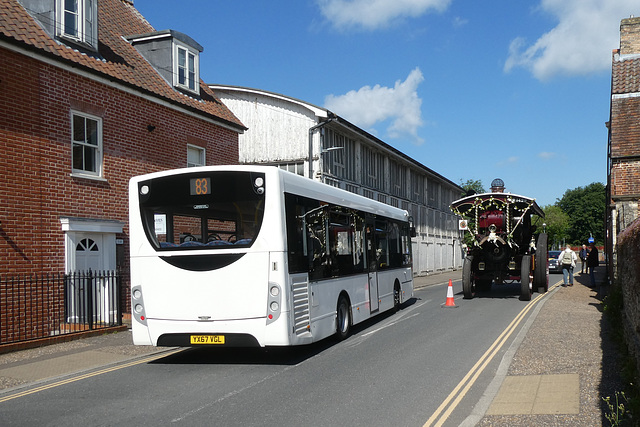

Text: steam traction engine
xmin=450 ymin=179 xmax=548 ymax=301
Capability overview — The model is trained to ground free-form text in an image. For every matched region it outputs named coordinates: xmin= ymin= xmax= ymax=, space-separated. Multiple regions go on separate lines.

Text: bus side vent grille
xmin=291 ymin=277 xmax=310 ymax=336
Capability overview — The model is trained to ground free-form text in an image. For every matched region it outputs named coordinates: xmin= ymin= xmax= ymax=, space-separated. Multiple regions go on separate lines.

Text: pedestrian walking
xmin=558 ymin=245 xmax=577 ymax=286
xmin=579 ymin=244 xmax=588 ymax=273
xmin=587 ymin=241 xmax=599 ymax=288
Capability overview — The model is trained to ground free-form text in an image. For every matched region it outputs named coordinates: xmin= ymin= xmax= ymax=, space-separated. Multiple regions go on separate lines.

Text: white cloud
xmin=452 ymin=16 xmax=468 ymax=28
xmin=316 ymin=0 xmax=451 ymax=30
xmin=538 ymin=151 xmax=556 ymax=160
xmin=504 ymin=0 xmax=639 ymax=80
xmin=496 ymin=156 xmax=519 ymax=167
xmin=324 ymin=68 xmax=425 ymax=144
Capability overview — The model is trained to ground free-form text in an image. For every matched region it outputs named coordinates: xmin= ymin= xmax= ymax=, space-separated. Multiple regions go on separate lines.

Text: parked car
xmin=548 ymin=250 xmax=562 ymax=273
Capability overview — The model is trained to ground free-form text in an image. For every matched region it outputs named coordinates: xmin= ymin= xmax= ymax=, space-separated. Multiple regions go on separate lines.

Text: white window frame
xmin=57 ymin=0 xmax=98 ymax=49
xmin=173 ymin=41 xmax=200 ymax=94
xmin=71 ymin=110 xmax=103 ymax=179
xmin=187 ymin=144 xmax=205 ymax=167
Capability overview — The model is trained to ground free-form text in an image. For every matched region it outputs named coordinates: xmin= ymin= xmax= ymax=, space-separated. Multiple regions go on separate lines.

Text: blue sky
xmin=133 ymin=0 xmax=639 ymax=207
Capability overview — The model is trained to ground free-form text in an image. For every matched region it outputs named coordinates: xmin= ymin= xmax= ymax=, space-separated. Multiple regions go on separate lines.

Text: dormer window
xmin=127 ymin=30 xmax=203 ymax=97
xmin=57 ymin=0 xmax=98 ymax=49
xmin=175 ymin=43 xmax=198 ymax=93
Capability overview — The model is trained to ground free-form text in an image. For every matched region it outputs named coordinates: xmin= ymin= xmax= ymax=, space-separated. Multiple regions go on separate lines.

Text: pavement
xmin=0 ymin=264 xmax=623 ymax=425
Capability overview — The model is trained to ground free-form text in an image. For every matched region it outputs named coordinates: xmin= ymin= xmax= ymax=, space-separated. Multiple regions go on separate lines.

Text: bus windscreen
xmin=137 ymin=171 xmax=265 ymax=250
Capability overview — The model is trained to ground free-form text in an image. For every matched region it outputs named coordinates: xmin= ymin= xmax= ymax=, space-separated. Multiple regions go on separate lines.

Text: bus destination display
xmin=190 ymin=177 xmax=211 ymax=195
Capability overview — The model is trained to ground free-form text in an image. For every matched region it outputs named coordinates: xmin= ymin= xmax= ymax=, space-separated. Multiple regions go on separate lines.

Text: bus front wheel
xmin=336 ymin=295 xmax=351 ymax=341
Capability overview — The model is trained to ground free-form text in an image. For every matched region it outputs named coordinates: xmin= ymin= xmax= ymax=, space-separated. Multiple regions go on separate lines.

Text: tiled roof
xmin=612 ymin=53 xmax=640 ymax=95
xmin=0 ymin=0 xmax=245 ymax=130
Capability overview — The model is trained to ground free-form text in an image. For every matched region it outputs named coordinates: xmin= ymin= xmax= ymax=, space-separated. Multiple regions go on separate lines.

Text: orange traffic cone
xmin=442 ymin=279 xmax=458 ymax=308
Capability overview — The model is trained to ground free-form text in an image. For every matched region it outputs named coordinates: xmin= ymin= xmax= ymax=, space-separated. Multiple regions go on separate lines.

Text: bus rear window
xmin=138 ymin=171 xmax=265 ymax=250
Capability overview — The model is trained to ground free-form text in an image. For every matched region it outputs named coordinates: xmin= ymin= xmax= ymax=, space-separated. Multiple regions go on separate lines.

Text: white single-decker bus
xmin=129 ymin=165 xmax=414 ymax=347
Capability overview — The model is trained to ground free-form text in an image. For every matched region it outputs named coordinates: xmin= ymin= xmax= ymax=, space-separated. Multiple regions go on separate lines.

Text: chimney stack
xmin=620 ymin=16 xmax=640 ymax=55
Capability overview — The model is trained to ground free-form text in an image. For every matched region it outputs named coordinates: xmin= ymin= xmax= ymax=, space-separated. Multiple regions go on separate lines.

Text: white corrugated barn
xmin=210 ymin=85 xmax=463 ymax=276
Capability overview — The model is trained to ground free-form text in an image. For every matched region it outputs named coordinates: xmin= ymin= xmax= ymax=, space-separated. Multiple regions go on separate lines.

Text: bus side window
xmin=306 ymin=208 xmax=327 ymax=280
xmin=326 ymin=210 xmax=349 ymax=277
xmin=285 ymin=194 xmax=312 ymax=274
xmin=388 ymin=222 xmax=402 ymax=268
xmin=353 ymin=226 xmax=364 ymax=273
xmin=376 ymin=220 xmax=389 ymax=269
xmin=283 ymin=194 xmax=406 ymax=278
xmin=402 ymin=228 xmax=412 ymax=266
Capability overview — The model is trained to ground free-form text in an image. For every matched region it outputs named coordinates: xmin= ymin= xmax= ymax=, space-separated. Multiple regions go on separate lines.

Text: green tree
xmin=459 ymin=179 xmax=485 ymax=197
xmin=542 ymin=205 xmax=570 ymax=249
xmin=556 ymin=182 xmax=605 ymax=245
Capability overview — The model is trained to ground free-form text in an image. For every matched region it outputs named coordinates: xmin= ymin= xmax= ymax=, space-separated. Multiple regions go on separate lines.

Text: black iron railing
xmin=0 ymin=270 xmax=122 ymax=345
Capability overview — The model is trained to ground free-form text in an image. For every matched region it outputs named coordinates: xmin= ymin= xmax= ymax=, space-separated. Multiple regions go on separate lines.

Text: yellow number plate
xmin=190 ymin=335 xmax=225 ymax=344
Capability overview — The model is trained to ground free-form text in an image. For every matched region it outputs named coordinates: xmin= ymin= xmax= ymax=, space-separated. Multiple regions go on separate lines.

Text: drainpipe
xmin=308 ymin=118 xmax=336 ymax=179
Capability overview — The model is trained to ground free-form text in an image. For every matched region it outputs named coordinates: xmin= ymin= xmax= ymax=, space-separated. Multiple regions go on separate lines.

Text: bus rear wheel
xmin=336 ymin=295 xmax=351 ymax=341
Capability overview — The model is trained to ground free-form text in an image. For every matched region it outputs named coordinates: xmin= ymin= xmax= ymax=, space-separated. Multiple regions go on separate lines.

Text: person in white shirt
xmin=558 ymin=245 xmax=577 ymax=286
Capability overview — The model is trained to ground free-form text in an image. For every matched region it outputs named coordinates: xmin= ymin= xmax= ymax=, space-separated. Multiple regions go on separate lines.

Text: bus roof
xmin=276 ymin=168 xmax=409 ymax=222
xmin=130 ymin=165 xmax=411 ymax=222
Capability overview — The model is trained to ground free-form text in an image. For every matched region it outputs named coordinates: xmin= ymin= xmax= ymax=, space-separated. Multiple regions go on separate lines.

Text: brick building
xmin=0 ymin=0 xmax=244 ymax=343
xmin=607 ymin=16 xmax=640 ymax=279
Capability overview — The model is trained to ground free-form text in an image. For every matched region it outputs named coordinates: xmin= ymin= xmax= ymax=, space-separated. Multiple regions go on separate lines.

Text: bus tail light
xmin=131 ymin=285 xmax=147 ymax=326
xmin=266 ymin=282 xmax=281 ymax=325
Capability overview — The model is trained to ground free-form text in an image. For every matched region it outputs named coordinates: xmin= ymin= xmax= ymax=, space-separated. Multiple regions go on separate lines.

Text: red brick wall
xmin=610 ymin=59 xmax=640 ymax=201
xmin=0 ymin=47 xmax=240 ymax=276
xmin=610 ymin=96 xmax=640 ymax=160
xmin=611 ymin=162 xmax=640 ymax=196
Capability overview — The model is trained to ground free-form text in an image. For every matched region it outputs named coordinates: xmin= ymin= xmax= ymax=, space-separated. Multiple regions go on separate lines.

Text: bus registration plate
xmin=190 ymin=335 xmax=225 ymax=344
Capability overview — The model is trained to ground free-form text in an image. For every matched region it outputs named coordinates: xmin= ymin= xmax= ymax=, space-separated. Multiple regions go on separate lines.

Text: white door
xmin=72 ymin=234 xmax=115 ymax=323
xmin=60 ymin=218 xmax=123 ymax=325
xmin=75 ymin=235 xmax=104 ymax=271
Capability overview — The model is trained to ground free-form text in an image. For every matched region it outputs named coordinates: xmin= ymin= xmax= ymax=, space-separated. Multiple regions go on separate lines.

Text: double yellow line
xmin=0 ymin=348 xmax=182 ymax=403
xmin=423 ymin=281 xmax=560 ymax=427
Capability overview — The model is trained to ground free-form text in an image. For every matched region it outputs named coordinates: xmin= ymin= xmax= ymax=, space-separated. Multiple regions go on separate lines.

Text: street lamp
xmin=307 ymin=118 xmax=336 ymax=179
xmin=319 ymin=146 xmax=344 ymax=183
xmin=322 ymin=146 xmax=344 ymax=153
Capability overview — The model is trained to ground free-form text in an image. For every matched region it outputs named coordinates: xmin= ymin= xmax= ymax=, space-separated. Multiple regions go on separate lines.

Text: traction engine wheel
xmin=520 ymin=255 xmax=533 ymax=301
xmin=462 ymin=256 xmax=475 ymax=299
xmin=534 ymin=233 xmax=549 ymax=293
